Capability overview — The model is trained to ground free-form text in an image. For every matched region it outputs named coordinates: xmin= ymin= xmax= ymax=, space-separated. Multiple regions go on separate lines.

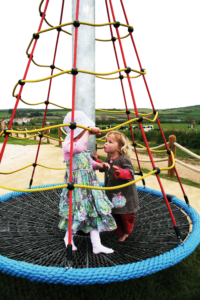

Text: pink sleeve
xmin=90 ymin=158 xmax=98 ymax=170
xmin=114 ymin=168 xmax=133 ymax=180
xmin=63 ymin=138 xmax=87 ymax=154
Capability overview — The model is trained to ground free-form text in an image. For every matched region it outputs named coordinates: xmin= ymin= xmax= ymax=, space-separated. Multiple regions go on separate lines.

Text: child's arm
xmin=82 ymin=127 xmax=101 ymax=143
xmin=113 ymin=165 xmax=133 ymax=180
xmin=63 ymin=138 xmax=87 ymax=154
xmin=96 ymin=162 xmax=110 ymax=170
xmin=63 ymin=127 xmax=101 ymax=154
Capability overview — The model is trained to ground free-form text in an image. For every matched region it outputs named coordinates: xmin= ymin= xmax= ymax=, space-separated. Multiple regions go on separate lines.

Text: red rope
xmin=108 ymin=0 xmax=177 ymax=226
xmin=119 ymin=0 xmax=187 ymax=197
xmin=30 ymin=0 xmax=66 ymax=184
xmin=105 ymin=0 xmax=143 ymax=180
xmin=68 ymin=0 xmax=80 ymax=245
xmin=0 ymin=0 xmax=50 ymax=164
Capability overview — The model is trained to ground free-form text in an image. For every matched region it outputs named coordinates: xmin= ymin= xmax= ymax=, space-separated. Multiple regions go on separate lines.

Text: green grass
xmin=0 ymin=137 xmax=47 ymax=146
xmin=0 ymin=244 xmax=200 ymax=300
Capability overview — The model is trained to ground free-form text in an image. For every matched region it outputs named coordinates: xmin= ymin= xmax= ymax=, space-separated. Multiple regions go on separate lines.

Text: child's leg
xmin=64 ymin=231 xmax=77 ymax=251
xmin=118 ymin=214 xmax=135 ymax=242
xmin=113 ymin=214 xmax=125 ymax=236
xmin=121 ymin=213 xmax=135 ymax=234
xmin=90 ymin=229 xmax=114 ymax=254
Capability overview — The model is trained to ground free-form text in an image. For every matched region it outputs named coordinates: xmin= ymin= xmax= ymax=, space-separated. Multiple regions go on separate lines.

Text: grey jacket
xmin=102 ymin=155 xmax=139 ymax=215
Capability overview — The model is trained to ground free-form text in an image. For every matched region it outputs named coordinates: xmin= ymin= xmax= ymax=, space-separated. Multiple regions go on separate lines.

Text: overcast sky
xmin=0 ymin=0 xmax=199 ymax=111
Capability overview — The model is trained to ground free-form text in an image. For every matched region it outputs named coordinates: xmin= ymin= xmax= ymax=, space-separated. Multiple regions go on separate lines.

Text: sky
xmin=0 ymin=0 xmax=199 ymax=111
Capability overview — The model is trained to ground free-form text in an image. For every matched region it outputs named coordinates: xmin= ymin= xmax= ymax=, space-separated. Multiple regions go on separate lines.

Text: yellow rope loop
xmin=5 ymin=118 xmax=141 ymax=135
xmin=37 ymin=163 xmax=65 ymax=170
xmin=32 ymin=58 xmax=64 ymax=72
xmin=15 ymin=67 xmax=145 ymax=88
xmin=160 ymin=151 xmax=175 ymax=171
xmin=48 ymin=103 xmax=71 ymax=110
xmin=26 ymin=38 xmax=34 ymax=57
xmin=0 ymin=169 xmax=156 ymax=192
xmin=19 ymin=98 xmax=45 ymax=106
xmin=96 ymin=138 xmax=106 ymax=142
xmin=35 ymin=21 xmax=133 ymax=36
xmin=95 ymin=109 xmax=154 ymax=116
xmin=0 ymin=164 xmax=33 ymax=175
xmin=95 ymin=33 xmax=130 ymax=42
xmin=12 ymin=82 xmax=19 ymax=97
xmin=5 ymin=116 xmax=160 ymax=138
xmin=43 ymin=134 xmax=63 ymax=142
xmin=8 ymin=135 xmax=38 ymax=140
xmin=38 ymin=0 xmax=44 ymax=13
xmin=38 ymin=1 xmax=132 ymax=41
xmin=96 ymin=73 xmax=142 ymax=80
xmin=0 ymin=163 xmax=66 ymax=175
xmin=143 ymin=110 xmax=158 ymax=122
xmin=135 ymin=142 xmax=167 ymax=153
xmin=0 ymin=151 xmax=175 ymax=191
xmin=0 ymin=152 xmax=175 ymax=177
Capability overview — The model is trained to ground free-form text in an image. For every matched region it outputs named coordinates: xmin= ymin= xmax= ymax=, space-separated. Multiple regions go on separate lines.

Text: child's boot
xmin=90 ymin=229 xmax=114 ymax=254
xmin=64 ymin=231 xmax=77 ymax=251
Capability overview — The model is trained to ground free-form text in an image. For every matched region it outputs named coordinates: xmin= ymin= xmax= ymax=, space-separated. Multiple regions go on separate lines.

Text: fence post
xmin=34 ymin=126 xmax=37 ymax=140
xmin=0 ymin=121 xmax=6 ymax=133
xmin=58 ymin=127 xmax=62 ymax=146
xmin=24 ymin=126 xmax=27 ymax=138
xmin=46 ymin=125 xmax=50 ymax=143
xmin=168 ymin=135 xmax=176 ymax=177
xmin=16 ymin=126 xmax=19 ymax=137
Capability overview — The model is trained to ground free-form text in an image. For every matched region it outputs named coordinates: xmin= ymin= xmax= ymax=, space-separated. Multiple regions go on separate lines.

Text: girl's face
xmin=104 ymin=134 xmax=120 ymax=155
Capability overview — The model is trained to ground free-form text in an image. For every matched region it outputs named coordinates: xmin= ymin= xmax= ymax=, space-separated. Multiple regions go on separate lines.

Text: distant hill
xmin=1 ymin=105 xmax=200 ymax=121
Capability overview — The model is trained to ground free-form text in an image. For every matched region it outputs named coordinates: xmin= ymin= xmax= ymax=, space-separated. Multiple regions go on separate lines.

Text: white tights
xmin=64 ymin=229 xmax=114 ymax=254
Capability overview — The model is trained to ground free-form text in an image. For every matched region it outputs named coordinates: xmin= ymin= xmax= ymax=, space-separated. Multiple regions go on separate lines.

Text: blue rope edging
xmin=0 ymin=184 xmax=200 ymax=285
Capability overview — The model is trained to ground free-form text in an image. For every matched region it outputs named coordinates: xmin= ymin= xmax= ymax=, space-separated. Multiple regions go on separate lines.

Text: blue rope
xmin=0 ymin=184 xmax=199 ymax=285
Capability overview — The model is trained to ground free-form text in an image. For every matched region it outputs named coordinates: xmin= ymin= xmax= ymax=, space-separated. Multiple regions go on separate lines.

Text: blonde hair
xmin=106 ymin=131 xmax=132 ymax=158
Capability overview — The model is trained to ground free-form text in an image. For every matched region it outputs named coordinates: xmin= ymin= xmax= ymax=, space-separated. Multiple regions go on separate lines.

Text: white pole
xmin=72 ymin=0 xmax=95 ymax=155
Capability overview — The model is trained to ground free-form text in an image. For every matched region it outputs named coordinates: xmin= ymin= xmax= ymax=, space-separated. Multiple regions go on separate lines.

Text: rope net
xmin=0 ymin=0 xmax=195 ymax=279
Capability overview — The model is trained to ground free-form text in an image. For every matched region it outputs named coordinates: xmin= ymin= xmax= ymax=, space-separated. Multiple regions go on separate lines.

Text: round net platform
xmin=0 ymin=184 xmax=200 ymax=285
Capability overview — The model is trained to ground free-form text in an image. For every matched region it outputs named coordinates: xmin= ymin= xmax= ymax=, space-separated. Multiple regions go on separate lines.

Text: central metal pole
xmin=72 ymin=0 xmax=96 ymax=155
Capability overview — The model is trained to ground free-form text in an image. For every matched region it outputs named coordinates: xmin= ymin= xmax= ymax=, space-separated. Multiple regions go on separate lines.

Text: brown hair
xmin=106 ymin=131 xmax=132 ymax=158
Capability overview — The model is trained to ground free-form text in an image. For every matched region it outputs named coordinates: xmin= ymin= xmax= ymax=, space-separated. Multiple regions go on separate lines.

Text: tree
xmin=8 ymin=109 xmax=13 ymax=115
xmin=185 ymin=116 xmax=196 ymax=123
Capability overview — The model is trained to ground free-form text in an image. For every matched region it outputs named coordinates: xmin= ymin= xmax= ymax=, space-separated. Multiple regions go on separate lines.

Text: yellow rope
xmin=0 ymin=163 xmax=66 ymax=175
xmin=96 ymin=109 xmax=154 ymax=116
xmin=43 ymin=134 xmax=63 ymax=142
xmin=8 ymin=135 xmax=38 ymax=140
xmin=0 ymin=152 xmax=175 ymax=192
xmin=38 ymin=0 xmax=131 ymax=42
xmin=37 ymin=163 xmax=65 ymax=170
xmin=11 ymin=97 xmax=156 ymax=117
xmin=31 ymin=58 xmax=64 ymax=72
xmin=0 ymin=164 xmax=33 ymax=174
xmin=5 ymin=115 xmax=158 ymax=135
xmin=36 ymin=21 xmax=133 ymax=35
xmin=3 ymin=113 xmax=158 ymax=136
xmin=136 ymin=143 xmax=167 ymax=153
xmin=15 ymin=68 xmax=145 ymax=85
xmin=96 ymin=74 xmax=142 ymax=80
xmin=96 ymin=33 xmax=130 ymax=42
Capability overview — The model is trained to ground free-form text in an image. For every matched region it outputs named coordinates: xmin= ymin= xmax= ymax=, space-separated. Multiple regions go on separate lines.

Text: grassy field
xmin=1 ymin=104 xmax=200 ymax=120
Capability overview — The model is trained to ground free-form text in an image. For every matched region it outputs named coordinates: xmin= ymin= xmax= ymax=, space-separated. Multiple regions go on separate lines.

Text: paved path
xmin=0 ymin=144 xmax=199 ymax=214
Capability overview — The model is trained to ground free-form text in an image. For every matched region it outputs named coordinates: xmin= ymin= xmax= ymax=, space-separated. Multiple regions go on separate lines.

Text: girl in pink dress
xmin=59 ymin=111 xmax=116 ymax=254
